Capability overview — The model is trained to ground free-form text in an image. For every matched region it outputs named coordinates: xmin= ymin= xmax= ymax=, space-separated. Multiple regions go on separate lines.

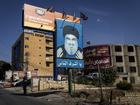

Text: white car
xmin=12 ymin=79 xmax=23 ymax=87
xmin=86 ymin=73 xmax=99 ymax=79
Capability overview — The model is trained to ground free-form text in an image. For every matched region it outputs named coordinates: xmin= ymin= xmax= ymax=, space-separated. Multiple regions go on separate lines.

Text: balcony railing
xmin=46 ymin=58 xmax=53 ymax=62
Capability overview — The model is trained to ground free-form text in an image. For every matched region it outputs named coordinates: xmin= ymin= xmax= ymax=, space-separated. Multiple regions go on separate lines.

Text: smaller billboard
xmin=23 ymin=4 xmax=80 ymax=31
xmin=84 ymin=45 xmax=111 ymax=69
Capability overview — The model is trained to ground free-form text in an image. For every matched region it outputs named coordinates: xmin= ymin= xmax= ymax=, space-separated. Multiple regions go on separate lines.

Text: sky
xmin=0 ymin=0 xmax=140 ymax=62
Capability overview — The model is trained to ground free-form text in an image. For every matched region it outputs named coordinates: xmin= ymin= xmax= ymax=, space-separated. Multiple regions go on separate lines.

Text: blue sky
xmin=0 ymin=0 xmax=140 ymax=62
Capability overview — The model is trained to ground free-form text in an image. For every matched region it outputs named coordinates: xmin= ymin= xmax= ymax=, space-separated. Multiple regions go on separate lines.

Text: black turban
xmin=63 ymin=26 xmax=79 ymax=39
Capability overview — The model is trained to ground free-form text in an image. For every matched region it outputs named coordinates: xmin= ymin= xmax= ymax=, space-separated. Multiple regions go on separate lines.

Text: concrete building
xmin=12 ymin=29 xmax=54 ymax=77
xmin=110 ymin=44 xmax=140 ymax=84
xmin=84 ymin=44 xmax=140 ymax=84
xmin=12 ymin=3 xmax=81 ymax=79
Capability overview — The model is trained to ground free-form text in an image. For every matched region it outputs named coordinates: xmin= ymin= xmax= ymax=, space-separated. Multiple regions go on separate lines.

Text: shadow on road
xmin=12 ymin=91 xmax=61 ymax=97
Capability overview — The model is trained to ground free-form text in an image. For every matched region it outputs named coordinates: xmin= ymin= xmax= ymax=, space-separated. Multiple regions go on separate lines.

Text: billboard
xmin=84 ymin=45 xmax=111 ymax=69
xmin=23 ymin=4 xmax=80 ymax=31
xmin=56 ymin=19 xmax=84 ymax=68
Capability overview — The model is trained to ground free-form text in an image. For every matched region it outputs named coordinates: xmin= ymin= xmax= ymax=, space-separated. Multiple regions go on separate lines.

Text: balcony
xmin=46 ymin=44 xmax=53 ymax=48
xmin=46 ymin=57 xmax=53 ymax=62
xmin=117 ymin=72 xmax=128 ymax=76
xmin=46 ymin=38 xmax=53 ymax=41
xmin=46 ymin=51 xmax=53 ymax=55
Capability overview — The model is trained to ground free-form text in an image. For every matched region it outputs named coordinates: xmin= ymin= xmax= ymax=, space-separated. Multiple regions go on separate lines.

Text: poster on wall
xmin=56 ymin=19 xmax=84 ymax=68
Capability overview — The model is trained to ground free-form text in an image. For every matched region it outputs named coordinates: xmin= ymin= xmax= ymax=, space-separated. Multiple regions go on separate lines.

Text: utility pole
xmin=97 ymin=63 xmax=103 ymax=103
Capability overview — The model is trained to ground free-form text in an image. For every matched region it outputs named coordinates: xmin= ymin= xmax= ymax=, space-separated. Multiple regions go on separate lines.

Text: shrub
xmin=116 ymin=81 xmax=132 ymax=90
xmin=75 ymin=76 xmax=93 ymax=85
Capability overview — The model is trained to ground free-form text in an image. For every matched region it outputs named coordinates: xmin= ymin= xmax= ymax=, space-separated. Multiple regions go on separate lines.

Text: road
xmin=0 ymin=88 xmax=57 ymax=105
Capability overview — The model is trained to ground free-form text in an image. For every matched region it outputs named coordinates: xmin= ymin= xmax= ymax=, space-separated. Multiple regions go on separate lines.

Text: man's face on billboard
xmin=64 ymin=34 xmax=78 ymax=55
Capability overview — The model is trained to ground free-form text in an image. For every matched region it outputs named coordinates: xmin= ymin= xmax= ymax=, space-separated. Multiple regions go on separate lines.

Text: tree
xmin=100 ymin=67 xmax=117 ymax=86
xmin=0 ymin=61 xmax=11 ymax=80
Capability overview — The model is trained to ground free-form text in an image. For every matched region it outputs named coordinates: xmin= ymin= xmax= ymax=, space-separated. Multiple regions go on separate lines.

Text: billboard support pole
xmin=68 ymin=68 xmax=72 ymax=96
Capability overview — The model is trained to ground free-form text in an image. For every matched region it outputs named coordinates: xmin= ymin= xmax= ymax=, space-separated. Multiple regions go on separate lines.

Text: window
xmin=39 ymin=47 xmax=41 ymax=49
xmin=115 ymin=46 xmax=122 ymax=52
xmin=130 ymin=77 xmax=135 ymax=84
xmin=46 ymin=40 xmax=50 ymax=44
xmin=116 ymin=56 xmax=123 ymax=62
xmin=46 ymin=48 xmax=50 ymax=52
xmin=34 ymin=69 xmax=38 ymax=71
xmin=25 ymin=37 xmax=29 ymax=40
xmin=129 ymin=56 xmax=135 ymax=62
xmin=46 ymin=62 xmax=50 ymax=67
xmin=128 ymin=46 xmax=134 ymax=52
xmin=39 ymin=62 xmax=41 ymax=64
xmin=122 ymin=77 xmax=127 ymax=81
xmin=117 ymin=67 xmax=124 ymax=73
xmin=46 ymin=56 xmax=50 ymax=60
xmin=25 ymin=45 xmax=29 ymax=48
xmin=39 ymin=39 xmax=41 ymax=41
xmin=130 ymin=66 xmax=136 ymax=73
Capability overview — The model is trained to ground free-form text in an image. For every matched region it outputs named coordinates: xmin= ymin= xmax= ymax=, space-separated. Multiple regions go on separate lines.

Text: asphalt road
xmin=0 ymin=88 xmax=55 ymax=105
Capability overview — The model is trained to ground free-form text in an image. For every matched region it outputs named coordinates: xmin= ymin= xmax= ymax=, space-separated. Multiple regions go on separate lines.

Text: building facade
xmin=12 ymin=4 xmax=82 ymax=79
xmin=12 ymin=29 xmax=54 ymax=77
xmin=84 ymin=44 xmax=140 ymax=84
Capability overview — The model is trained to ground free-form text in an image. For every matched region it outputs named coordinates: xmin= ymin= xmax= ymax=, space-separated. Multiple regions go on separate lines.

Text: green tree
xmin=0 ymin=61 xmax=11 ymax=80
xmin=100 ymin=67 xmax=117 ymax=86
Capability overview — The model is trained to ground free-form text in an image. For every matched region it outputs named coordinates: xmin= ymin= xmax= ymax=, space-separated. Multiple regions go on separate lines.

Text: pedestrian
xmin=23 ymin=76 xmax=27 ymax=95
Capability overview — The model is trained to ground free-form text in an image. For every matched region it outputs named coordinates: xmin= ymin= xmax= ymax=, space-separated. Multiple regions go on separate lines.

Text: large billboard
xmin=56 ymin=19 xmax=84 ymax=68
xmin=23 ymin=4 xmax=80 ymax=31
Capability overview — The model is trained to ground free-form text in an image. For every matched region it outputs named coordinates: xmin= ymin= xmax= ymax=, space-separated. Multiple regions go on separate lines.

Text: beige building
xmin=12 ymin=3 xmax=82 ymax=80
xmin=110 ymin=44 xmax=140 ymax=84
xmin=12 ymin=29 xmax=54 ymax=77
xmin=84 ymin=44 xmax=140 ymax=84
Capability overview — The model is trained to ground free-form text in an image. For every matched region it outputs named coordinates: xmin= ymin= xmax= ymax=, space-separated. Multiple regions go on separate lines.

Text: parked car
xmin=12 ymin=79 xmax=31 ymax=87
xmin=86 ymin=73 xmax=99 ymax=79
xmin=3 ymin=82 xmax=12 ymax=88
xmin=0 ymin=81 xmax=12 ymax=88
xmin=12 ymin=79 xmax=23 ymax=87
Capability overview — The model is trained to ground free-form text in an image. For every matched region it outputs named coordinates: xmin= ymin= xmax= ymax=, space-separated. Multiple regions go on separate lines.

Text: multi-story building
xmin=12 ymin=29 xmax=54 ymax=77
xmin=110 ymin=44 xmax=140 ymax=84
xmin=12 ymin=4 xmax=81 ymax=79
xmin=84 ymin=44 xmax=140 ymax=84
